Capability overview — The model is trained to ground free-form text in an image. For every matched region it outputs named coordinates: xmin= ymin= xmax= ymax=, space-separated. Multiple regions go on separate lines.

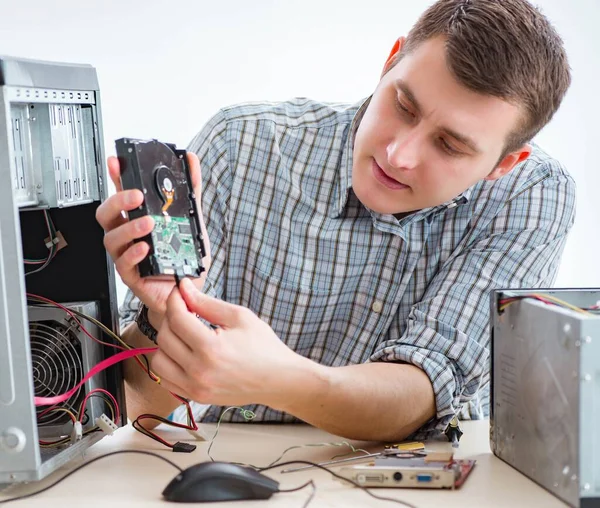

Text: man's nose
xmin=386 ymin=131 xmax=421 ymax=171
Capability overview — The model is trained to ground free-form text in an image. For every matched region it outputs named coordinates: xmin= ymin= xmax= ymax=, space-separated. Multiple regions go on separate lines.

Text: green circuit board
xmin=150 ymin=215 xmax=200 ymax=276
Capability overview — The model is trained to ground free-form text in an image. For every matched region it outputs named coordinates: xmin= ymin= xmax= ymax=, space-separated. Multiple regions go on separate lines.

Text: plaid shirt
xmin=120 ymin=98 xmax=576 ymax=437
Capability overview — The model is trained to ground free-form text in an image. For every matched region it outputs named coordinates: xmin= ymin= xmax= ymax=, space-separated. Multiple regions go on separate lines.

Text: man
xmin=97 ymin=0 xmax=574 ymax=441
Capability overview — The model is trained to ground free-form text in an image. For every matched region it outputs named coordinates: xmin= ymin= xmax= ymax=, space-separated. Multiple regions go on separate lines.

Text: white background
xmin=2 ymin=0 xmax=598 ymax=303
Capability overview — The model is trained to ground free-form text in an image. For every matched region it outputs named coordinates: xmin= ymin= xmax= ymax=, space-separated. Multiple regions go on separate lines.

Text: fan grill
xmin=30 ymin=320 xmax=83 ymax=426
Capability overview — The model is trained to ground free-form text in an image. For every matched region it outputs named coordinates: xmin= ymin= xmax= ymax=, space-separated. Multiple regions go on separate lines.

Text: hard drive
xmin=116 ymin=138 xmax=206 ymax=280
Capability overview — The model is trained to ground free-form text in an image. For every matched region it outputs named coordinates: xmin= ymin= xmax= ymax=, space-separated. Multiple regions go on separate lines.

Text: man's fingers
xmin=150 ymin=351 xmax=192 ymax=399
xmin=165 ymin=284 xmax=215 ymax=352
xmin=107 ymin=156 xmax=123 ymax=191
xmin=103 ymin=216 xmax=154 ymax=260
xmin=113 ymin=242 xmax=148 ymax=285
xmin=151 ymin=350 xmax=189 ymax=389
xmin=179 ymin=278 xmax=245 ymax=328
xmin=96 ymin=189 xmax=144 ymax=232
xmin=156 ymin=324 xmax=194 ymax=370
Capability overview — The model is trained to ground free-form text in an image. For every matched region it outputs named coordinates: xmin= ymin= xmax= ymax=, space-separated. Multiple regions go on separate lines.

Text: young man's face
xmin=352 ymin=36 xmax=526 ymax=215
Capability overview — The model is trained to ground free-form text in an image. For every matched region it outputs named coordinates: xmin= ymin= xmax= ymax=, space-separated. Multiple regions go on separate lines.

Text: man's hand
xmin=151 ymin=279 xmax=435 ymax=441
xmin=151 ymin=278 xmax=314 ymax=407
xmin=95 ymin=153 xmax=211 ymax=323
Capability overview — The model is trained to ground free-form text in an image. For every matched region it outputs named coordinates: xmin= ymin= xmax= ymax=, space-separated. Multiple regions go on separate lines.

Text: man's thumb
xmin=179 ymin=278 xmax=238 ymax=327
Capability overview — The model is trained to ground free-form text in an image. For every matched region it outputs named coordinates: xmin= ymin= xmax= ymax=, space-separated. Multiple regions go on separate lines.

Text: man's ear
xmin=382 ymin=37 xmax=406 ymax=76
xmin=486 ymin=143 xmax=532 ymax=181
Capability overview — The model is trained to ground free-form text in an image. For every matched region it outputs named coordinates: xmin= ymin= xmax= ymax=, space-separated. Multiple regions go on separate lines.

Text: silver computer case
xmin=490 ymin=289 xmax=600 ymax=508
xmin=0 ymin=56 xmax=124 ymax=484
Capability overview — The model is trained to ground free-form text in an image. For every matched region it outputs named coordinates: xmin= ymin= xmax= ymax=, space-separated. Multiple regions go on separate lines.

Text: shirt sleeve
xmin=370 ymin=160 xmax=576 ymax=436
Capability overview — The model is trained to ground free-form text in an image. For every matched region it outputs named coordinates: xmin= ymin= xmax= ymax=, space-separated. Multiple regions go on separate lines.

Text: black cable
xmin=278 ymin=480 xmax=314 ymax=493
xmin=278 ymin=480 xmax=316 ymax=508
xmin=0 ymin=450 xmax=182 ymax=505
xmin=131 ymin=418 xmax=174 ymax=449
xmin=138 ymin=353 xmax=157 ymax=382
xmin=0 ymin=456 xmax=419 ymax=507
xmin=261 ymin=460 xmax=419 ymax=508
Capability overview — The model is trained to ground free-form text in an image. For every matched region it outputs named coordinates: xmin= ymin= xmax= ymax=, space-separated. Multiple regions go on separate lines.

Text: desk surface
xmin=0 ymin=420 xmax=567 ymax=508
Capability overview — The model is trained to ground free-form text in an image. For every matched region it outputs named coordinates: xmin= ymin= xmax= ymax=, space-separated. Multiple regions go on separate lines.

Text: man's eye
xmin=395 ymin=99 xmax=414 ymax=118
xmin=439 ymin=138 xmax=461 ymax=156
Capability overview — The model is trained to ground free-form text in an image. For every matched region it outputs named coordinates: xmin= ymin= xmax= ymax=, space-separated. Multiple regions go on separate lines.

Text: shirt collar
xmin=375 ymin=188 xmax=473 ymax=233
xmin=333 ymin=96 xmax=372 ymax=218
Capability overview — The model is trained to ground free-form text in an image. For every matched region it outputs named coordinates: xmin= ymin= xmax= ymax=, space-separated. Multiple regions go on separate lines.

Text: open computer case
xmin=0 ymin=56 xmax=125 ymax=484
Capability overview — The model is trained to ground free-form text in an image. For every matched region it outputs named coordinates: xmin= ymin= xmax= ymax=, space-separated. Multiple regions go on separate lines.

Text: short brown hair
xmin=394 ymin=0 xmax=571 ymax=155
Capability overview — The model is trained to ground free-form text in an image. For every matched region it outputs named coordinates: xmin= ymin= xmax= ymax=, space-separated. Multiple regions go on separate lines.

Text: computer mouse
xmin=162 ymin=461 xmax=280 ymax=503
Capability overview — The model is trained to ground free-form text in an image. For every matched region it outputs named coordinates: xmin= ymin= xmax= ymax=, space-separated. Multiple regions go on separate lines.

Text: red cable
xmin=78 ymin=388 xmax=121 ymax=425
xmin=34 ymin=347 xmax=157 ymax=406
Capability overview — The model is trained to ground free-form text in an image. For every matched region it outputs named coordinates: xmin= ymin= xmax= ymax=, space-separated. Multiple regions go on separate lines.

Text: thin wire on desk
xmin=0 ymin=450 xmax=183 ymax=506
xmin=278 ymin=480 xmax=316 ymax=508
xmin=206 ymin=409 xmax=370 ymax=470
xmin=259 ymin=460 xmax=419 ymax=508
xmin=264 ymin=441 xmax=371 ymax=469
xmin=207 ymin=406 xmax=256 ymax=461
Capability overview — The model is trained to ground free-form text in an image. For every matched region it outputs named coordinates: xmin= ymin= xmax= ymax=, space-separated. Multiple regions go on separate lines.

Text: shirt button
xmin=372 ymin=301 xmax=383 ymax=313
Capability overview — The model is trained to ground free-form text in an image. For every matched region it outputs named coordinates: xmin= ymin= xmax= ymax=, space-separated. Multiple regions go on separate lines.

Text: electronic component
xmin=491 ymin=289 xmax=600 ymax=508
xmin=116 ymin=138 xmax=206 ymax=280
xmin=336 ymin=452 xmax=476 ymax=489
xmin=95 ymin=413 xmax=118 ymax=436
xmin=444 ymin=415 xmax=463 ymax=448
xmin=70 ymin=421 xmax=82 ymax=443
xmin=186 ymin=428 xmax=209 ymax=441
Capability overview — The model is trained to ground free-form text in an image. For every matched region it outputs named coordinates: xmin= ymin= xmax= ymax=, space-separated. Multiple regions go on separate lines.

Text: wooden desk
xmin=0 ymin=420 xmax=566 ymax=507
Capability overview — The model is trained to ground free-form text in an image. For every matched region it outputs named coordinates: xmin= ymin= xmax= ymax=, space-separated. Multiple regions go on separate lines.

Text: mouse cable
xmin=261 ymin=460 xmax=419 ymax=508
xmin=278 ymin=480 xmax=316 ymax=508
xmin=0 ymin=450 xmax=182 ymax=506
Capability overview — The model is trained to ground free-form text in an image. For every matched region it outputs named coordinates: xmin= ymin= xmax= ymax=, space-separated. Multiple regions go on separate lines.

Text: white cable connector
xmin=95 ymin=414 xmax=118 ymax=435
xmin=44 ymin=237 xmax=60 ymax=249
xmin=70 ymin=421 xmax=83 ymax=443
xmin=186 ymin=428 xmax=208 ymax=441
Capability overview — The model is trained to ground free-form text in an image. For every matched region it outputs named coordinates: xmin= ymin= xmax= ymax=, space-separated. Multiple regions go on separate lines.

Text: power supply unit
xmin=0 ymin=56 xmax=124 ymax=484
xmin=28 ymin=302 xmax=107 ymax=440
xmin=490 ymin=289 xmax=600 ymax=508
